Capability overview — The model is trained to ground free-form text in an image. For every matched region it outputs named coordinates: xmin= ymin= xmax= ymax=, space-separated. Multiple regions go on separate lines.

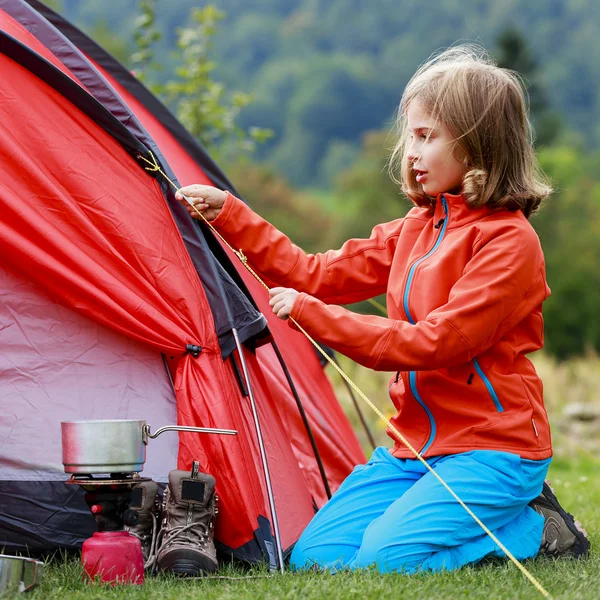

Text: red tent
xmin=0 ymin=0 xmax=365 ymax=564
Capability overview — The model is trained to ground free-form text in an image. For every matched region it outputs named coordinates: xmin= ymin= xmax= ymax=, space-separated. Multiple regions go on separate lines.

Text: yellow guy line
xmin=367 ymin=297 xmax=387 ymax=314
xmin=139 ymin=152 xmax=551 ymax=598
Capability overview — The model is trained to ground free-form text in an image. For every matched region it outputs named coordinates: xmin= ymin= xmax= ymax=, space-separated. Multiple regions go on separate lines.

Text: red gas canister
xmin=82 ymin=531 xmax=144 ymax=585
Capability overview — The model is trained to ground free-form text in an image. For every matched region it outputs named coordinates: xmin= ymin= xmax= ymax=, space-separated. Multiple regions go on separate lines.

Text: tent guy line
xmin=139 ymin=152 xmax=552 ymax=598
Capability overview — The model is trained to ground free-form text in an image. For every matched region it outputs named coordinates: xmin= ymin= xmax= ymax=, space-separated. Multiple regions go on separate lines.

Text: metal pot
xmin=61 ymin=419 xmax=237 ymax=474
xmin=0 ymin=555 xmax=43 ymax=594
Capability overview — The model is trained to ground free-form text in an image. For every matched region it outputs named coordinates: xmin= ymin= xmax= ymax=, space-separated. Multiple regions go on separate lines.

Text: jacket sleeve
xmin=210 ymin=192 xmax=404 ymax=304
xmin=289 ymin=221 xmax=550 ymax=371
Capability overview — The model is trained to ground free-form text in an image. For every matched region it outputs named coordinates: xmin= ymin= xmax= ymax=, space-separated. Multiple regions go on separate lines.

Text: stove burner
xmin=67 ymin=473 xmax=151 ymax=531
xmin=66 ymin=473 xmax=151 ymax=490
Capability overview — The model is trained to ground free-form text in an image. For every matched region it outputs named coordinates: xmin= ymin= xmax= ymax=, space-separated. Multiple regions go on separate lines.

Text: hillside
xmin=60 ymin=0 xmax=600 ymax=185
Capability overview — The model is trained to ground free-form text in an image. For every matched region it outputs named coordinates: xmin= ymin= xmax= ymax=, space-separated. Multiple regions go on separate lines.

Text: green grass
xmin=25 ymin=457 xmax=598 ymax=600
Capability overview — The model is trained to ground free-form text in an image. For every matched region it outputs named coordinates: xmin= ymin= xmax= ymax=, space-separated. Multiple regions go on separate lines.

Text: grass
xmin=23 ymin=353 xmax=600 ymax=599
xmin=25 ymin=457 xmax=598 ymax=600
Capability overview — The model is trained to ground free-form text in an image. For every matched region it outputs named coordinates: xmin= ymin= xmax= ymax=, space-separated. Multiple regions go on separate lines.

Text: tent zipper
xmin=402 ymin=196 xmax=449 ymax=454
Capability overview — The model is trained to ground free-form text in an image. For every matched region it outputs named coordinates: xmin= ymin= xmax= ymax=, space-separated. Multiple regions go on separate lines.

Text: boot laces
xmin=159 ymin=520 xmax=211 ymax=550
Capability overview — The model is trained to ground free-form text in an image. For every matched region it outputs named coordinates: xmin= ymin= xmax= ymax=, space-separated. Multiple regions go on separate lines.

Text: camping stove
xmin=61 ymin=419 xmax=238 ymax=582
xmin=66 ymin=473 xmax=149 ymax=584
xmin=66 ymin=472 xmax=150 ymax=531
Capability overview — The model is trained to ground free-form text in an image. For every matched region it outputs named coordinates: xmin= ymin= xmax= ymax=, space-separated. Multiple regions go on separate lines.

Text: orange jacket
xmin=212 ymin=191 xmax=552 ymax=460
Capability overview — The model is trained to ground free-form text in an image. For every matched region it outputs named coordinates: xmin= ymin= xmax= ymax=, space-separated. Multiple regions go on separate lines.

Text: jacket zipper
xmin=402 ymin=196 xmax=449 ymax=454
xmin=472 ymin=358 xmax=504 ymax=412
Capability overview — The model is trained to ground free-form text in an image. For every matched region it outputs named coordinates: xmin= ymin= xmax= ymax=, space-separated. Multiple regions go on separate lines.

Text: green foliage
xmin=87 ymin=21 xmax=131 ymax=67
xmin=534 ymin=146 xmax=600 ymax=358
xmin=130 ymin=1 xmax=273 ymax=162
xmin=266 ymin=55 xmax=396 ymax=184
xmin=60 ymin=1 xmax=600 ymax=359
xmin=329 ymin=130 xmax=410 ymax=247
xmin=494 ymin=28 xmax=561 ymax=147
xmin=41 ymin=0 xmax=63 ymax=11
xmin=130 ymin=0 xmax=163 ymax=84
xmin=226 ymin=163 xmax=332 ymax=254
xmin=65 ymin=0 xmax=600 ymax=184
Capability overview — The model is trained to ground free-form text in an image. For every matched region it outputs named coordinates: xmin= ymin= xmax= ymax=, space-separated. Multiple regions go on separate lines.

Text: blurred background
xmin=50 ymin=0 xmax=600 ymax=460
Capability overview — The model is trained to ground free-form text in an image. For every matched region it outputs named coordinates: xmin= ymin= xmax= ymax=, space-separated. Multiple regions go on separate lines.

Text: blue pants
xmin=290 ymin=447 xmax=550 ymax=573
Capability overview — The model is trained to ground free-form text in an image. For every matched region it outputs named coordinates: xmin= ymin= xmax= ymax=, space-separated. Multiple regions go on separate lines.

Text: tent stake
xmin=232 ymin=328 xmax=285 ymax=574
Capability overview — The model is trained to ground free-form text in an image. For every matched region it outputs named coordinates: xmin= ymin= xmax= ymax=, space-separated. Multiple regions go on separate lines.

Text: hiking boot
xmin=530 ymin=481 xmax=590 ymax=559
xmin=156 ymin=462 xmax=218 ymax=575
xmin=126 ymin=480 xmax=160 ymax=563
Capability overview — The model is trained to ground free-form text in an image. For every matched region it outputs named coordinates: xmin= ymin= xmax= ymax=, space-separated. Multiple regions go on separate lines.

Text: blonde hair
xmin=389 ymin=45 xmax=552 ymax=218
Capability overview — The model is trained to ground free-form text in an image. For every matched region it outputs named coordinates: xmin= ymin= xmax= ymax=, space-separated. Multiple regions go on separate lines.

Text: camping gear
xmin=82 ymin=531 xmax=145 ymax=585
xmin=0 ymin=0 xmax=366 ymax=565
xmin=126 ymin=481 xmax=160 ymax=562
xmin=66 ymin=472 xmax=150 ymax=584
xmin=0 ymin=555 xmax=43 ymax=594
xmin=61 ymin=420 xmax=238 ymax=474
xmin=156 ymin=462 xmax=219 ymax=575
xmin=63 ymin=422 xmax=234 ymax=582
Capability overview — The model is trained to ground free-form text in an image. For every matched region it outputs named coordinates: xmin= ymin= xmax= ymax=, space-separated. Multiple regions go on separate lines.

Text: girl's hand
xmin=269 ymin=287 xmax=300 ymax=320
xmin=176 ymin=184 xmax=227 ymax=222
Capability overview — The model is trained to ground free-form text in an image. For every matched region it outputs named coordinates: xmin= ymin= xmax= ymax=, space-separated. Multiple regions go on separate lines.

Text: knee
xmin=289 ymin=539 xmax=315 ymax=571
xmin=290 ymin=540 xmax=355 ymax=571
xmin=357 ymin=543 xmax=425 ymax=573
xmin=356 ymin=526 xmax=426 ymax=573
xmin=289 ymin=522 xmax=325 ymax=571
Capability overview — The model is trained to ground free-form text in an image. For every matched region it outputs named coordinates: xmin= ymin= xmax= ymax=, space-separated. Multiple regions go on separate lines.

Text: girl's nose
xmin=406 ymin=151 xmax=419 ymax=167
xmin=406 ymin=141 xmax=419 ymax=164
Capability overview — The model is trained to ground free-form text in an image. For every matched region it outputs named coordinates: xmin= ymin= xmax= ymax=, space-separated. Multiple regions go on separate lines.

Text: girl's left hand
xmin=269 ymin=287 xmax=299 ymax=320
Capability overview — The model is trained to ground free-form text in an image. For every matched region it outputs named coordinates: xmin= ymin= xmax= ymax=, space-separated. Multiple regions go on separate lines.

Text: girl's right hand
xmin=176 ymin=184 xmax=227 ymax=222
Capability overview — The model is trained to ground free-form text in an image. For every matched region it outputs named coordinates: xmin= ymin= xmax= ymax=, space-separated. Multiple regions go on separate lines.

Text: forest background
xmin=52 ymin=0 xmax=600 ymax=456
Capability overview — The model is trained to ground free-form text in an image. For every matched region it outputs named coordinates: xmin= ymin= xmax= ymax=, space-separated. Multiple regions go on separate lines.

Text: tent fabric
xmin=0 ymin=0 xmax=268 ymax=358
xmin=13 ymin=0 xmax=365 ymax=501
xmin=0 ymin=2 xmax=366 ymax=563
xmin=61 ymin=26 xmax=367 ymax=503
xmin=23 ymin=0 xmax=237 ymax=196
xmin=0 ymin=37 xmax=309 ymax=555
xmin=0 ymin=265 xmax=179 ymax=483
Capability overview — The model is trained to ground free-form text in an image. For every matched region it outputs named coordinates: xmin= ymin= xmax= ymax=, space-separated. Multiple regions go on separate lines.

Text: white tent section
xmin=0 ymin=264 xmax=178 ymax=483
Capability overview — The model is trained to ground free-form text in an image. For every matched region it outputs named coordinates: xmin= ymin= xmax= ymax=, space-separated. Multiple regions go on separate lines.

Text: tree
xmin=226 ymin=163 xmax=333 ymax=254
xmin=130 ymin=0 xmax=272 ymax=163
xmin=495 ymin=27 xmax=561 ymax=147
xmin=533 ymin=146 xmax=600 ymax=358
xmin=329 ymin=130 xmax=410 ymax=247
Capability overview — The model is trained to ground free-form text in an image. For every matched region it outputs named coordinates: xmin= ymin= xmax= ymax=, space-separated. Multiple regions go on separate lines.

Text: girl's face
xmin=406 ymin=101 xmax=468 ymax=197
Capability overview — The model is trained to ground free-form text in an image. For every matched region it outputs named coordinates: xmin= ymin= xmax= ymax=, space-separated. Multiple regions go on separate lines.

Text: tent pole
xmin=232 ymin=328 xmax=285 ymax=574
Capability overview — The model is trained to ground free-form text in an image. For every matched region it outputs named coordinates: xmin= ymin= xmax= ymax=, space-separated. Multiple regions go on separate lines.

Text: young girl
xmin=177 ymin=45 xmax=589 ymax=573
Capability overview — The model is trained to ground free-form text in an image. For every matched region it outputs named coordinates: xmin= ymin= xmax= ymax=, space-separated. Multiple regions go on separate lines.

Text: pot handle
xmin=142 ymin=424 xmax=238 ymax=444
xmin=21 ymin=559 xmax=44 ymax=592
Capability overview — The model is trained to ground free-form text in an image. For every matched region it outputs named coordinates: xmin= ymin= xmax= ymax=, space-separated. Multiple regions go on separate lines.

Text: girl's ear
xmin=461 ymin=153 xmax=474 ymax=173
xmin=451 ymin=140 xmax=470 ymax=169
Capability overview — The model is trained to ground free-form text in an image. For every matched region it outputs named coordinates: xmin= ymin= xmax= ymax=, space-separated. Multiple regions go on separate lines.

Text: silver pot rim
xmin=62 ymin=419 xmax=145 ymax=424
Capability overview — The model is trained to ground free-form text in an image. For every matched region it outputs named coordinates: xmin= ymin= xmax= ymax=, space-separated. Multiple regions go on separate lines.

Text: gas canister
xmin=82 ymin=531 xmax=144 ymax=585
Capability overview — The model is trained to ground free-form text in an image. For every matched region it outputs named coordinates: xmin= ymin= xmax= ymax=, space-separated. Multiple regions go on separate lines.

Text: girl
xmin=177 ymin=45 xmax=589 ymax=573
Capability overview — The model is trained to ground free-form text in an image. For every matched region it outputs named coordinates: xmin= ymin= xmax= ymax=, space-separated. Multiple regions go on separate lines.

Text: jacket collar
xmin=433 ymin=192 xmax=495 ymax=230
